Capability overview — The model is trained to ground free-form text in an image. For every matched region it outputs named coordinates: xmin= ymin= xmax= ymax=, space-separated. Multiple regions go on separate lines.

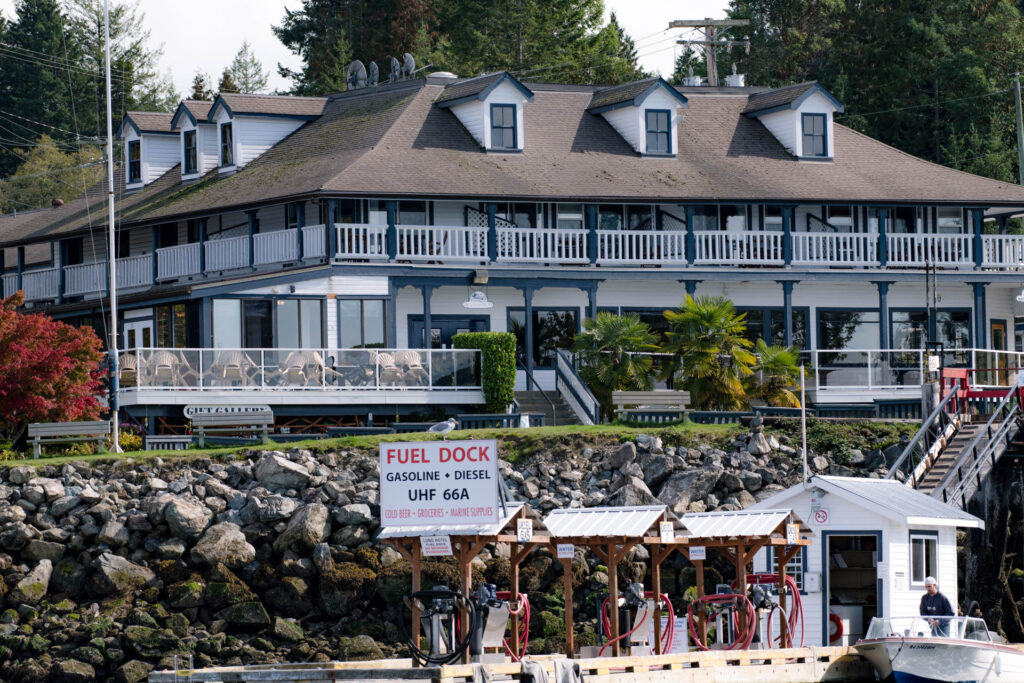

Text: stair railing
xmin=933 ymin=385 xmax=1021 ymax=509
xmin=517 ymin=358 xmax=557 ymax=427
xmin=886 ymin=380 xmax=962 ymax=487
xmin=556 ymin=349 xmax=600 ymax=425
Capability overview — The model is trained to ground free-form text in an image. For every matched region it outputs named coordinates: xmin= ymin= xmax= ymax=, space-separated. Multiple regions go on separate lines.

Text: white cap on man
xmin=925 ymin=576 xmax=937 ymax=586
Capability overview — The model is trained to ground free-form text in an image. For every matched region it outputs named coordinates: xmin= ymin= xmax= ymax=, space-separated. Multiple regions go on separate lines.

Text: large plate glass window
xmin=508 ymin=308 xmax=578 ymax=367
xmin=801 ymin=113 xmax=827 ymax=157
xmin=645 ymin=109 xmax=671 ymax=154
xmin=183 ymin=130 xmax=197 ymax=174
xmin=490 ymin=103 xmax=516 ymax=150
xmin=128 ymin=140 xmax=141 ymax=183
xmin=340 ymin=299 xmax=386 ymax=348
xmin=277 ymin=299 xmax=323 ymax=348
xmin=220 ymin=122 xmax=233 ymax=166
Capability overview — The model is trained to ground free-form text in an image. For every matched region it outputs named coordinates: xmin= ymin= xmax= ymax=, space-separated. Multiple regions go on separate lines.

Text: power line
xmin=0 ymin=41 xmax=130 ymax=82
xmin=0 ymin=159 xmax=105 ymax=183
xmin=835 ymin=89 xmax=1011 ymax=120
xmin=0 ymin=109 xmax=97 ymax=138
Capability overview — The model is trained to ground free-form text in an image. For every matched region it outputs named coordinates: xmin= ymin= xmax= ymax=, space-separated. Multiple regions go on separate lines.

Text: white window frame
xmin=909 ymin=532 xmax=938 ymax=587
xmin=767 ymin=546 xmax=804 ymax=592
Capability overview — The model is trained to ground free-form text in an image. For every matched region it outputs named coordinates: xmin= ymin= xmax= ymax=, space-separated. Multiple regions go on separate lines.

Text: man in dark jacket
xmin=919 ymin=576 xmax=954 ymax=636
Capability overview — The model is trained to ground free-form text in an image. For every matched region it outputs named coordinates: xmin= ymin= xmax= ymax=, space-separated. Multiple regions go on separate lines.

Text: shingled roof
xmin=587 ymin=77 xmax=687 ymax=113
xmin=119 ymin=111 xmax=175 ymax=135
xmin=743 ymin=81 xmax=843 ymax=115
xmin=212 ymin=93 xmax=328 ymax=118
xmin=7 ymin=80 xmax=1024 ymax=248
xmin=435 ymin=71 xmax=533 ymax=107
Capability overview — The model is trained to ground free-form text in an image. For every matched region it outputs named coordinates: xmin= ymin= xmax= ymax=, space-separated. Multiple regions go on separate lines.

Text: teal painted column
xmin=782 ymin=207 xmax=794 ymax=267
xmin=296 ymin=203 xmax=305 ymax=260
xmin=198 ymin=219 xmax=207 ymax=275
xmin=246 ymin=210 xmax=257 ymax=269
xmin=685 ymin=206 xmax=696 ymax=265
xmin=586 ymin=204 xmax=598 ymax=264
xmin=683 ymin=280 xmax=697 ymax=298
xmin=523 ymin=286 xmax=535 ymax=390
xmin=587 ymin=284 xmax=598 ymax=320
xmin=972 ymin=209 xmax=984 ymax=268
xmin=386 ymin=201 xmax=397 ymax=260
xmin=973 ymin=282 xmax=986 ymax=348
xmin=151 ymin=227 xmax=159 ymax=283
xmin=486 ymin=203 xmax=497 ymax=262
xmin=326 ymin=200 xmax=338 ymax=258
xmin=876 ymin=282 xmax=890 ymax=349
xmin=421 ymin=285 xmax=434 ymax=348
xmin=16 ymin=246 xmax=24 ymax=293
xmin=780 ymin=280 xmax=794 ymax=346
xmin=876 ymin=208 xmax=888 ymax=267
xmin=56 ymin=240 xmax=65 ymax=304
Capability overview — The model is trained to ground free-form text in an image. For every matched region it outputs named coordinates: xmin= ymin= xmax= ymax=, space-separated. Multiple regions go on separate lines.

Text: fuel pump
xmin=598 ymin=583 xmax=677 ymax=656
xmin=470 ymin=583 xmax=512 ymax=663
xmin=401 ymin=586 xmax=478 ymax=666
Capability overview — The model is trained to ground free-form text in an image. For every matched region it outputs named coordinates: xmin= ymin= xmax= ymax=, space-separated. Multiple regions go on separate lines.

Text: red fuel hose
xmin=598 ymin=604 xmax=649 ymax=657
xmin=686 ymin=593 xmax=757 ymax=651
xmin=599 ymin=594 xmax=676 ymax=654
xmin=496 ymin=591 xmax=530 ymax=661
xmin=736 ymin=573 xmax=805 ymax=648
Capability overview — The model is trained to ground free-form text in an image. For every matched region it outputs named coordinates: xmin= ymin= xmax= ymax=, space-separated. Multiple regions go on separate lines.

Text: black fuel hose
xmin=400 ymin=589 xmax=479 ymax=666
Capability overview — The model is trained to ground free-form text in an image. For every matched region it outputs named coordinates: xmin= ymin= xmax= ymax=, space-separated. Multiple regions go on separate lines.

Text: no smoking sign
xmin=812 ymin=508 xmax=829 ymax=525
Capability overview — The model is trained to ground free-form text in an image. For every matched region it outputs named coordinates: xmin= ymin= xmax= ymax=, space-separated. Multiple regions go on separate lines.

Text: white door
xmin=124 ymin=319 xmax=153 ymax=349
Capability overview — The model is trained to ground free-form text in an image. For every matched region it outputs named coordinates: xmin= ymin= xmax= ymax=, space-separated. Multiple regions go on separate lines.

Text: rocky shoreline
xmin=0 ymin=423 xmax=899 ymax=682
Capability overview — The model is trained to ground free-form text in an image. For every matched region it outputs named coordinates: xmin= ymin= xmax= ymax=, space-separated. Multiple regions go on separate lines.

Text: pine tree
xmin=218 ymin=68 xmax=238 ymax=94
xmin=227 ymin=40 xmax=269 ymax=94
xmin=190 ymin=70 xmax=213 ymax=100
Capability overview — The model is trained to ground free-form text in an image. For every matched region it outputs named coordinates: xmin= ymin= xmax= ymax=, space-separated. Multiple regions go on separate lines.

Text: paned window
xmin=128 ymin=140 xmax=141 ymax=183
xmin=220 ymin=122 xmax=234 ymax=166
xmin=801 ymin=113 xmax=827 ymax=157
xmin=508 ymin=308 xmax=579 ymax=367
xmin=156 ymin=303 xmax=188 ymax=348
xmin=910 ymin=533 xmax=937 ymax=586
xmin=340 ymin=299 xmax=386 ymax=348
xmin=767 ymin=546 xmax=804 ymax=591
xmin=645 ymin=109 xmax=670 ymax=154
xmin=490 ymin=104 xmax=516 ymax=150
xmin=183 ymin=130 xmax=197 ymax=174
xmin=277 ymin=299 xmax=323 ymax=348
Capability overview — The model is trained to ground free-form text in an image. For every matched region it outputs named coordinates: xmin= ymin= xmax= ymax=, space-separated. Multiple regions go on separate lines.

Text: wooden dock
xmin=149 ymin=646 xmax=874 ymax=682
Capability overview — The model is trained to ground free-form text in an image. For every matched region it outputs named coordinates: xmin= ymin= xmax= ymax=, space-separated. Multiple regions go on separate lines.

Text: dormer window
xmin=645 ymin=110 xmax=671 ymax=154
xmin=128 ymin=140 xmax=141 ymax=183
xmin=220 ymin=122 xmax=234 ymax=166
xmin=183 ymin=130 xmax=197 ymax=174
xmin=802 ymin=113 xmax=827 ymax=157
xmin=490 ymin=104 xmax=516 ymax=150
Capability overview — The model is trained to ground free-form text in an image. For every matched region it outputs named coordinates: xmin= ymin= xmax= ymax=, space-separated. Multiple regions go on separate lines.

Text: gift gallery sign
xmin=380 ymin=440 xmax=499 ymax=526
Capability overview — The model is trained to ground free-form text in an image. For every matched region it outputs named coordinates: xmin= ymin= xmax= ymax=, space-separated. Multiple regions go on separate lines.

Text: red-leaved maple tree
xmin=0 ymin=292 xmax=105 ymax=438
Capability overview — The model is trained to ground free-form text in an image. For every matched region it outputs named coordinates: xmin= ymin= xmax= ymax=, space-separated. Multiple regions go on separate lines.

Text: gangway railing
xmin=555 ymin=349 xmax=600 ymax=425
xmin=933 ymin=384 xmax=1022 ymax=508
xmin=885 ymin=380 xmax=963 ymax=487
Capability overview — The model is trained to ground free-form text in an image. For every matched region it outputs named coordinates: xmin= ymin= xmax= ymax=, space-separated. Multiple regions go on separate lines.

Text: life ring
xmin=829 ymin=613 xmax=844 ymax=643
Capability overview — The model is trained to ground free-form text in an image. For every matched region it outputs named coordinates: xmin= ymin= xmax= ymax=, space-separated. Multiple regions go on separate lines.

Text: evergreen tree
xmin=0 ymin=135 xmax=103 ymax=213
xmin=587 ymin=11 xmax=647 ymax=84
xmin=218 ymin=68 xmax=238 ymax=94
xmin=227 ymin=40 xmax=269 ymax=94
xmin=669 ymin=48 xmax=706 ymax=85
xmin=190 ymin=70 xmax=213 ymax=100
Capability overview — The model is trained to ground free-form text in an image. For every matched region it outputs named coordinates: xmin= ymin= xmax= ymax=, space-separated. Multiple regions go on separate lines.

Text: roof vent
xmin=51 ymin=198 xmax=64 ymax=208
xmin=427 ymin=71 xmax=459 ymax=84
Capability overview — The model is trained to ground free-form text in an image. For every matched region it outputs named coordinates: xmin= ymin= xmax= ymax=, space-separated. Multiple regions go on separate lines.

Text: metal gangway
xmin=886 ymin=368 xmax=1024 ymax=509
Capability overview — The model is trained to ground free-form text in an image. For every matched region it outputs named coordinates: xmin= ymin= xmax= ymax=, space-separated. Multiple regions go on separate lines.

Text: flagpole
xmin=800 ymin=364 xmax=807 ymax=486
xmin=104 ymin=0 xmax=120 ymax=452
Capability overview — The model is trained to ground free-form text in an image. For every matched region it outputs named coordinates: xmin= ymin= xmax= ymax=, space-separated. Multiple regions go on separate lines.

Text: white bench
xmin=190 ymin=410 xmax=273 ymax=447
xmin=28 ymin=420 xmax=110 ymax=459
xmin=143 ymin=435 xmax=193 ymax=451
xmin=612 ymin=390 xmax=691 ymax=423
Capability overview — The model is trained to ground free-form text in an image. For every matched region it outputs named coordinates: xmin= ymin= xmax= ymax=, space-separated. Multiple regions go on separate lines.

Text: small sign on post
xmin=517 ymin=519 xmax=533 ymax=543
xmin=422 ymin=536 xmax=453 ymax=557
xmin=786 ymin=523 xmax=800 ymax=545
xmin=659 ymin=521 xmax=674 ymax=544
xmin=556 ymin=543 xmax=574 ymax=559
xmin=689 ymin=545 xmax=706 ymax=561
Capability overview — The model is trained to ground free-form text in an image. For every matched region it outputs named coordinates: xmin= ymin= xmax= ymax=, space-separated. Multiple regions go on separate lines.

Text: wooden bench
xmin=190 ymin=409 xmax=273 ymax=447
xmin=28 ymin=420 xmax=110 ymax=459
xmin=143 ymin=435 xmax=193 ymax=451
xmin=613 ymin=390 xmax=690 ymax=423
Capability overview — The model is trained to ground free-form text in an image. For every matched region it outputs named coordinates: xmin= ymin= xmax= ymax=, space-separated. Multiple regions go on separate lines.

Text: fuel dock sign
xmin=380 ymin=440 xmax=499 ymax=527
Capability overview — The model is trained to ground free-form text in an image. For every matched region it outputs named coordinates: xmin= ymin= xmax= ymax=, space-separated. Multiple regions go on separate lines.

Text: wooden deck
xmin=149 ymin=647 xmax=874 ymax=682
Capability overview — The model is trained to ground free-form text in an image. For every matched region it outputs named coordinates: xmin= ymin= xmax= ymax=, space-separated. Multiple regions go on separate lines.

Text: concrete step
xmin=515 ymin=390 xmax=582 ymax=426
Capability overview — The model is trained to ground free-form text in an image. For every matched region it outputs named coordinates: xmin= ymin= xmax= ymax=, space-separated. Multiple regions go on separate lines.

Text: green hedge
xmin=453 ymin=332 xmax=516 ymax=412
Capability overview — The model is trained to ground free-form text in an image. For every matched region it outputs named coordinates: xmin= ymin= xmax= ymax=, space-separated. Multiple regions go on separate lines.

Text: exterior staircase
xmin=915 ymin=419 xmax=987 ymax=495
xmin=515 ymin=391 xmax=581 ymax=426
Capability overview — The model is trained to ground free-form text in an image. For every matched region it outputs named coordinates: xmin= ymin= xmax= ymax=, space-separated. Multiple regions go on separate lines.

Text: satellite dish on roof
xmin=347 ymin=60 xmax=367 ymax=89
xmin=368 ymin=61 xmax=380 ymax=86
xmin=389 ymin=57 xmax=401 ymax=83
xmin=402 ymin=53 xmax=416 ymax=79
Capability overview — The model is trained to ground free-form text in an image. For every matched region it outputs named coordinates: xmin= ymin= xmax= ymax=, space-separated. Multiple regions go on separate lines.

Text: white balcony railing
xmin=117 ymin=254 xmax=152 ymax=289
xmin=887 ymin=234 xmax=972 ymax=267
xmin=64 ymin=262 xmax=106 ymax=296
xmin=982 ymin=234 xmax=1024 ymax=269
xmin=157 ymin=243 xmax=201 ymax=281
xmin=335 ymin=223 xmax=388 ymax=260
xmin=302 ymin=224 xmax=326 ymax=259
xmin=496 ymin=227 xmax=588 ymax=264
xmin=254 ymin=229 xmax=299 ymax=266
xmin=120 ymin=347 xmax=483 ymax=393
xmin=22 ymin=267 xmax=59 ymax=301
xmin=205 ymin=236 xmax=249 ymax=272
xmin=2 ymin=273 xmax=17 ymax=298
xmin=693 ymin=231 xmax=784 ymax=265
xmin=397 ymin=225 xmax=488 ymax=263
xmin=792 ymin=232 xmax=878 ymax=266
xmin=596 ymin=229 xmax=686 ymax=265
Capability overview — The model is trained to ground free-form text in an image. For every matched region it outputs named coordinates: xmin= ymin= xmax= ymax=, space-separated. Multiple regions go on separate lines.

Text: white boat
xmin=855 ymin=616 xmax=1024 ymax=682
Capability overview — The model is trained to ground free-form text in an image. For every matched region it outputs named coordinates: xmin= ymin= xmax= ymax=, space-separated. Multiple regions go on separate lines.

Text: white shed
xmin=750 ymin=475 xmax=983 ymax=646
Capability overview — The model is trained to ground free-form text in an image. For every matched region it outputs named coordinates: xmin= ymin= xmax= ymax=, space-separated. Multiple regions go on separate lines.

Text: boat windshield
xmin=864 ymin=616 xmax=991 ymax=641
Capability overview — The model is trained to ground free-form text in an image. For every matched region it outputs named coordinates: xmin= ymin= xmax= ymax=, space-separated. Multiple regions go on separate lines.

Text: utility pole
xmin=1015 ymin=73 xmax=1024 ymax=185
xmin=669 ymin=18 xmax=750 ymax=87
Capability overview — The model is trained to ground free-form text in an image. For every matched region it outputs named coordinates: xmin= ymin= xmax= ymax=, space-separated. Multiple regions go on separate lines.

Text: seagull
xmin=428 ymin=417 xmax=458 ymax=440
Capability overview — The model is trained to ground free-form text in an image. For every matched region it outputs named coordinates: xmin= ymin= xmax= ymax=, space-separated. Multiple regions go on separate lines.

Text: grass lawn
xmin=0 ymin=422 xmax=744 ymax=469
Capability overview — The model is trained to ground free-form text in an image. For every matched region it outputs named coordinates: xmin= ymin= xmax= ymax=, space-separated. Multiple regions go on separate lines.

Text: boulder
xmin=164 ymin=497 xmax=212 ymax=540
xmin=657 ymin=466 xmax=723 ymax=514
xmin=339 ymin=634 xmax=384 ymax=661
xmin=609 ymin=442 xmax=637 ymax=469
xmin=333 ymin=503 xmax=373 ymax=526
xmin=811 ymin=456 xmax=830 ymax=472
xmin=747 ymin=431 xmax=772 ymax=455
xmin=7 ymin=466 xmax=35 ymax=485
xmin=865 ymin=448 xmax=886 ymax=470
xmin=273 ymin=503 xmax=330 ymax=554
xmin=0 ymin=504 xmax=26 ymax=524
xmin=113 ymin=660 xmax=153 ymax=683
xmin=740 ymin=471 xmax=763 ymax=492
xmin=22 ymin=539 xmax=64 ymax=562
xmin=90 ymin=552 xmax=155 ymax=596
xmin=29 ymin=477 xmax=65 ymax=500
xmin=255 ymin=454 xmax=310 ymax=489
xmin=53 ymin=659 xmax=95 ymax=683
xmin=98 ymin=520 xmax=129 ymax=546
xmin=640 ymin=454 xmax=675 ymax=489
xmin=272 ymin=616 xmax=304 ymax=642
xmin=216 ymin=600 xmax=270 ymax=627
xmin=608 ymin=478 xmax=658 ymax=507
xmin=191 ymin=523 xmax=255 ymax=569
xmin=9 ymin=559 xmax=52 ymax=605
xmin=123 ymin=626 xmax=180 ymax=658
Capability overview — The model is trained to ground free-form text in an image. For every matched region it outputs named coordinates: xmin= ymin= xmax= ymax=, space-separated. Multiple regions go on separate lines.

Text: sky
xmin=0 ymin=0 xmax=732 ymax=95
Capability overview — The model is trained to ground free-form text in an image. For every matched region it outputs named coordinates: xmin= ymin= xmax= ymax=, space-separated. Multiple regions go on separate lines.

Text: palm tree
xmin=573 ymin=312 xmax=659 ymax=421
xmin=662 ymin=295 xmax=756 ymax=410
xmin=750 ymin=339 xmax=803 ymax=408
